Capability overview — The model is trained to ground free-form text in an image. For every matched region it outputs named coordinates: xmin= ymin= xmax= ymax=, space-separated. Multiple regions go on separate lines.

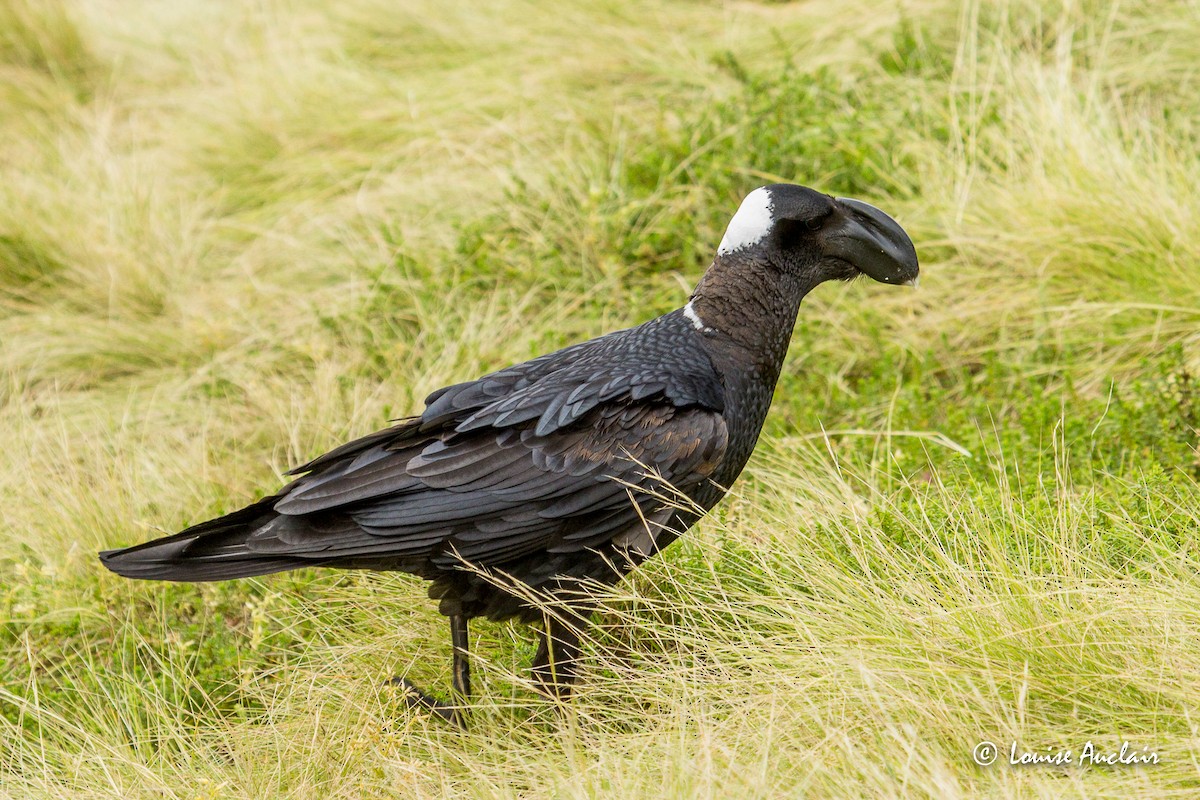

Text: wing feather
xmin=249 ymin=313 xmax=728 ymax=566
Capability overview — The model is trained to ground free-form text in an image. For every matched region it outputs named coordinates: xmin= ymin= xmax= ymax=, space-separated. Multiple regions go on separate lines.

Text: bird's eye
xmin=804 ymin=218 xmax=823 ymax=232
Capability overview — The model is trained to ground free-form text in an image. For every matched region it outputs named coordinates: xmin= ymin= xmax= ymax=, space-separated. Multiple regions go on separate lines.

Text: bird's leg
xmin=531 ymin=608 xmax=586 ymax=700
xmin=450 ymin=613 xmax=471 ymax=700
xmin=392 ymin=677 xmax=461 ymax=725
xmin=391 ymin=614 xmax=470 ymax=727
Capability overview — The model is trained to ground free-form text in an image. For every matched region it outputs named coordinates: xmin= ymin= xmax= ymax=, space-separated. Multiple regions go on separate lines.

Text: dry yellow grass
xmin=2 ymin=0 xmax=1199 ymax=797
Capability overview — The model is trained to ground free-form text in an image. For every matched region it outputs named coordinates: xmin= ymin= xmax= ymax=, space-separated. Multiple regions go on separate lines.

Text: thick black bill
xmin=826 ymin=197 xmax=919 ymax=286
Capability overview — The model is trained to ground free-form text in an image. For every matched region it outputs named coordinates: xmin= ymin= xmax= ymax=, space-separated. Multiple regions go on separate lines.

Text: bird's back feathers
xmin=100 ymin=310 xmax=730 ymax=608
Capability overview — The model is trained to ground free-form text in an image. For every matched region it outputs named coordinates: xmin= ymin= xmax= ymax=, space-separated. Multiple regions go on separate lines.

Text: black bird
xmin=100 ymin=184 xmax=918 ymax=722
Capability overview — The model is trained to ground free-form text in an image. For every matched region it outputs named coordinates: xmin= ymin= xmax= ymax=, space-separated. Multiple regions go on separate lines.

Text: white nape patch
xmin=682 ymin=301 xmax=705 ymax=330
xmin=718 ymin=187 xmax=774 ymax=255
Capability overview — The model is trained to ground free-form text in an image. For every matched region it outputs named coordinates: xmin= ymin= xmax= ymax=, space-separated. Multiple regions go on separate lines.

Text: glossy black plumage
xmin=101 ymin=184 xmax=919 ymax=713
xmin=102 ymin=311 xmax=730 ymax=622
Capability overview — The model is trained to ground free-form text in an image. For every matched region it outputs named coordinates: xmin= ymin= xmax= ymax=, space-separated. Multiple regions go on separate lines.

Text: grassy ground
xmin=2 ymin=0 xmax=1199 ymax=797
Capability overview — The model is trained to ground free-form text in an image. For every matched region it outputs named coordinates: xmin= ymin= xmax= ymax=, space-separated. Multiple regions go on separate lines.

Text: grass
xmin=2 ymin=0 xmax=1198 ymax=797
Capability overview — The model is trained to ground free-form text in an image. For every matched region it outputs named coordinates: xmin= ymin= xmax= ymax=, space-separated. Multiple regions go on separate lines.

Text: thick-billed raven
xmin=101 ymin=184 xmax=918 ymax=723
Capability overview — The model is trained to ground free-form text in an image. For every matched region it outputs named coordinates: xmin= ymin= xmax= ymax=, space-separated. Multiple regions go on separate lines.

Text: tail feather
xmin=99 ymin=495 xmax=323 ymax=582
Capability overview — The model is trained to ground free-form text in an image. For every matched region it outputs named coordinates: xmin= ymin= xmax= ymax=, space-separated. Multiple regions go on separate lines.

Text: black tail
xmin=99 ymin=495 xmax=318 ymax=582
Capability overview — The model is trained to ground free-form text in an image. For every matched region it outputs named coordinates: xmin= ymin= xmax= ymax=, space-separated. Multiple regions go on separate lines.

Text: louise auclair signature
xmin=973 ymin=740 xmax=1160 ymax=767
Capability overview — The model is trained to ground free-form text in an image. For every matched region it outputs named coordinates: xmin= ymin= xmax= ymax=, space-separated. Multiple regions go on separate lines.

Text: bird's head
xmin=718 ymin=183 xmax=919 ymax=288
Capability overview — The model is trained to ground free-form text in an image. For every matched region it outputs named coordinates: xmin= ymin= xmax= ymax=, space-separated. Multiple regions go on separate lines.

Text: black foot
xmin=387 ymin=677 xmax=466 ymax=728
